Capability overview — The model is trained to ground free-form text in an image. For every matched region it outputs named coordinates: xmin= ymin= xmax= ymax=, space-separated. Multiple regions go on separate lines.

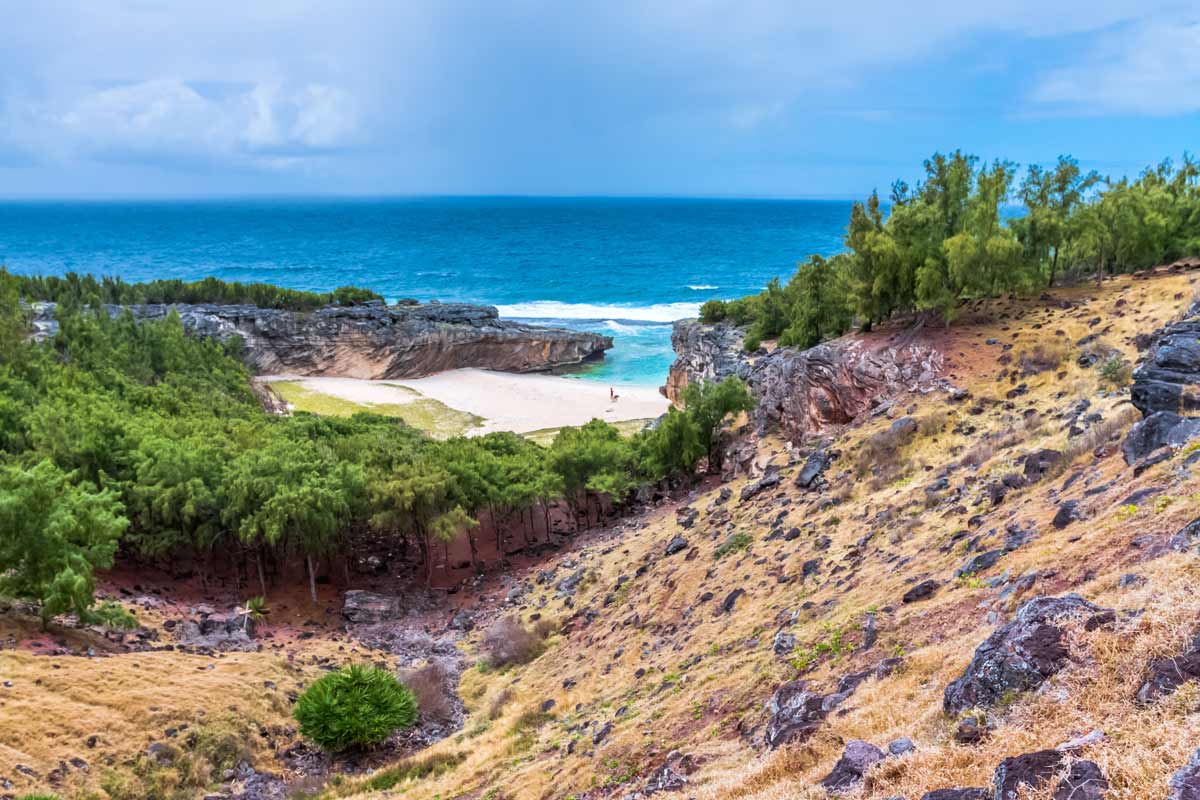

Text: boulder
xmin=642 ymin=750 xmax=696 ymax=794
xmin=955 ymin=549 xmax=1004 ymax=578
xmin=342 ymin=590 xmax=401 ymax=624
xmin=819 ymin=740 xmax=885 ymax=792
xmin=1122 ymin=411 xmax=1200 ymax=466
xmin=902 ymin=579 xmax=940 ymax=604
xmin=1023 ymin=449 xmax=1063 ymax=482
xmin=944 ymin=594 xmax=1114 ymax=714
xmin=1052 ymin=500 xmax=1082 ymax=529
xmin=740 ymin=472 xmax=781 ymax=502
xmin=1130 ymin=303 xmax=1200 ymax=418
xmin=1052 ymin=760 xmax=1108 ymax=800
xmin=1135 ymin=636 xmax=1200 ymax=704
xmin=993 ymin=750 xmax=1064 ymax=800
xmin=795 ymin=449 xmax=831 ymax=488
xmin=887 ymin=737 xmax=915 ymax=756
xmin=763 ymin=682 xmax=829 ymax=748
xmin=1169 ymin=747 xmax=1200 ymax=800
xmin=664 ymin=536 xmax=689 ymax=556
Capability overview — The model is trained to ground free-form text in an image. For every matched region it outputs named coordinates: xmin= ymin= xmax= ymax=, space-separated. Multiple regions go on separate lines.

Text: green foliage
xmin=294 ymin=665 xmax=418 ymax=752
xmin=710 ymin=150 xmax=1199 ymax=339
xmin=12 ymin=270 xmax=382 ymax=311
xmin=713 ymin=531 xmax=752 ymax=559
xmin=1099 ymin=355 xmax=1133 ymax=387
xmin=0 ymin=459 xmax=127 ymax=625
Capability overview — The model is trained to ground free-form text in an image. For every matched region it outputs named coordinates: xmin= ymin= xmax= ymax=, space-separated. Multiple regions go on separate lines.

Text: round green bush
xmin=294 ymin=664 xmax=418 ymax=751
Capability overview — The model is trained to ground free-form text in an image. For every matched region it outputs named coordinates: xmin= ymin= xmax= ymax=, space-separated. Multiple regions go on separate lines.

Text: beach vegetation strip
xmin=270 ymin=379 xmax=484 ymax=438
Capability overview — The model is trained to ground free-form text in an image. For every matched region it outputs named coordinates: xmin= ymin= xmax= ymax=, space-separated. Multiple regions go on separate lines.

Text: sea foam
xmin=497 ymin=300 xmax=701 ymax=323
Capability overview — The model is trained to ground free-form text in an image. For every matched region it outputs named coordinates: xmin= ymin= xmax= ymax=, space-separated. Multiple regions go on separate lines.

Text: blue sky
xmin=1 ymin=0 xmax=1197 ymax=198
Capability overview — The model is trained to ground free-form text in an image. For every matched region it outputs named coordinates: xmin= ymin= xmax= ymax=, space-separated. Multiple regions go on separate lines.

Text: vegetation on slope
xmin=0 ymin=270 xmax=752 ymax=622
xmin=701 ymin=151 xmax=1200 ymax=349
xmin=11 ymin=271 xmax=383 ymax=311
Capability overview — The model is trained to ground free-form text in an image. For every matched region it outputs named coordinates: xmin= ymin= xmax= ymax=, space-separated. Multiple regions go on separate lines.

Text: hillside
xmin=5 ymin=269 xmax=1200 ymax=800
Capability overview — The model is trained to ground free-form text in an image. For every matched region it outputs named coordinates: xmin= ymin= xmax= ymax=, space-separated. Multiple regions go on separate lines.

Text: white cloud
xmin=1031 ymin=17 xmax=1200 ymax=115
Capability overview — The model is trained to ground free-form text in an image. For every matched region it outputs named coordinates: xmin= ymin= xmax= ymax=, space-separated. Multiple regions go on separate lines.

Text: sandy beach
xmin=263 ymin=370 xmax=670 ymax=436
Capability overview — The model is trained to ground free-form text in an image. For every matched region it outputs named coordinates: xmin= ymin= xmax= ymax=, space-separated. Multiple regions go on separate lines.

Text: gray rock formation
xmin=31 ymin=300 xmax=611 ymax=379
xmin=1125 ymin=301 xmax=1200 ymax=465
xmin=943 ymin=594 xmax=1114 ymax=715
xmin=341 ymin=590 xmax=401 ymax=623
xmin=667 ymin=320 xmax=946 ymax=441
xmin=1170 ymin=748 xmax=1200 ymax=800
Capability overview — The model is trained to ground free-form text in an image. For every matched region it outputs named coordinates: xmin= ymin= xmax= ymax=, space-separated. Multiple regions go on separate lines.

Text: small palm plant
xmin=238 ymin=595 xmax=268 ymax=631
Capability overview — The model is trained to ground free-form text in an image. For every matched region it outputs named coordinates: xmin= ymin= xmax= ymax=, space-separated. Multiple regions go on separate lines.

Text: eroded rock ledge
xmin=667 ymin=319 xmax=946 ymax=441
xmin=31 ymin=300 xmax=612 ymax=379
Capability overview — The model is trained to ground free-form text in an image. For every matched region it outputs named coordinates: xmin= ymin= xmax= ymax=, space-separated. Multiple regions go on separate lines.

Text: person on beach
xmin=610 ymin=387 xmax=614 ymax=400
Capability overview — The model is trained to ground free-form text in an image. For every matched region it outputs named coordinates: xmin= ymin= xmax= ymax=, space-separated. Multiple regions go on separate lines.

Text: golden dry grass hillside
xmin=5 ymin=270 xmax=1200 ymax=800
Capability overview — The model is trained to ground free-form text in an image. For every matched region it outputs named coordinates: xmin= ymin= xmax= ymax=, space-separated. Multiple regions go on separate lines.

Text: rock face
xmin=1125 ymin=301 xmax=1200 ymax=464
xmin=820 ymin=740 xmax=885 ymax=791
xmin=31 ymin=300 xmax=612 ymax=379
xmin=1170 ymin=748 xmax=1200 ymax=800
xmin=667 ymin=320 xmax=945 ymax=441
xmin=1135 ymin=632 xmax=1200 ymax=704
xmin=342 ymin=590 xmax=401 ymax=623
xmin=943 ymin=594 xmax=1114 ymax=714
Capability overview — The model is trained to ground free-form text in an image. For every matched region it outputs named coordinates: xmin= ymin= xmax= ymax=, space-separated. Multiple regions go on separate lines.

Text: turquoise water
xmin=0 ymin=197 xmax=850 ymax=385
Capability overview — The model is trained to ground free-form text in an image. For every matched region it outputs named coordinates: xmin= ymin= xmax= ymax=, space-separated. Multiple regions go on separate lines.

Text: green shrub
xmin=699 ymin=299 xmax=727 ymax=323
xmin=714 ymin=531 xmax=752 ymax=559
xmin=1099 ymin=355 xmax=1133 ymax=387
xmin=294 ymin=665 xmax=418 ymax=752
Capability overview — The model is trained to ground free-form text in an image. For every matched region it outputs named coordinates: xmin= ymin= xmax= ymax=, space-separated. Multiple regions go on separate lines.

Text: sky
xmin=1 ymin=0 xmax=1197 ymax=198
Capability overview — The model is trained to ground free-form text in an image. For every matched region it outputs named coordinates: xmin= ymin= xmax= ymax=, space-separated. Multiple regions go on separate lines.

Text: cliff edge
xmin=32 ymin=299 xmax=613 ymax=379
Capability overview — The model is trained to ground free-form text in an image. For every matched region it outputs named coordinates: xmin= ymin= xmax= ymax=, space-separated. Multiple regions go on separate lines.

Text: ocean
xmin=0 ymin=197 xmax=851 ymax=386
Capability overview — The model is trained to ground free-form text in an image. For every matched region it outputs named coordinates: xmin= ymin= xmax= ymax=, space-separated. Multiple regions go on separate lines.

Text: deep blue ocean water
xmin=0 ymin=197 xmax=851 ymax=385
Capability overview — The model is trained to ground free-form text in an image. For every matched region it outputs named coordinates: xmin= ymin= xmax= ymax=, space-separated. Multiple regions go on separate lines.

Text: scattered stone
xmin=1052 ymin=500 xmax=1082 ymax=529
xmin=740 ymin=472 xmax=781 ymax=502
xmin=820 ymin=739 xmax=885 ymax=792
xmin=773 ymin=631 xmax=796 ymax=656
xmin=887 ymin=737 xmax=915 ymax=756
xmin=903 ymin=579 xmax=939 ymax=604
xmin=642 ymin=750 xmax=696 ymax=794
xmin=993 ymin=750 xmax=1065 ymax=800
xmin=1023 ymin=449 xmax=1062 ymax=482
xmin=953 ymin=716 xmax=988 ymax=745
xmin=147 ymin=742 xmax=176 ymax=765
xmin=1135 ymin=635 xmax=1200 ymax=703
xmin=763 ymin=682 xmax=829 ymax=748
xmin=795 ymin=449 xmax=831 ymax=488
xmin=720 ymin=588 xmax=745 ymax=615
xmin=944 ymin=594 xmax=1114 ymax=714
xmin=676 ymin=507 xmax=699 ymax=529
xmin=920 ymin=790 xmax=990 ymax=800
xmin=955 ymin=549 xmax=1004 ymax=578
xmin=592 ymin=721 xmax=613 ymax=746
xmin=1056 ymin=729 xmax=1106 ymax=751
xmin=664 ymin=536 xmax=689 ymax=557
xmin=1169 ymin=747 xmax=1200 ymax=800
xmin=1052 ymin=760 xmax=1108 ymax=800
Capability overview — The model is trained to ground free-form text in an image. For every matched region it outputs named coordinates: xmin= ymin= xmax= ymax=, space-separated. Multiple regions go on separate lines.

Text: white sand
xmin=264 ymin=370 xmax=669 ymax=435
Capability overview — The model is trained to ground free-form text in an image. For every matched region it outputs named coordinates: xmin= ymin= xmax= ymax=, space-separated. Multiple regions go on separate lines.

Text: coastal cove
xmin=0 ymin=196 xmax=850 ymax=386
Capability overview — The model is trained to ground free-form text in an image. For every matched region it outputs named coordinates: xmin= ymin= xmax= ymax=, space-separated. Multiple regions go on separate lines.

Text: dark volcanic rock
xmin=955 ymin=549 xmax=1004 ymax=578
xmin=642 ymin=750 xmax=696 ymax=794
xmin=903 ymin=579 xmax=940 ymax=604
xmin=667 ymin=319 xmax=945 ymax=441
xmin=819 ymin=740 xmax=885 ymax=792
xmin=795 ymin=449 xmax=831 ymax=488
xmin=1052 ymin=500 xmax=1082 ymax=529
xmin=664 ymin=536 xmax=689 ymax=556
xmin=943 ymin=594 xmax=1114 ymax=714
xmin=31 ymin=300 xmax=611 ymax=379
xmin=764 ymin=682 xmax=825 ymax=748
xmin=1170 ymin=748 xmax=1200 ymax=800
xmin=740 ymin=472 xmax=781 ymax=502
xmin=1130 ymin=302 xmax=1200 ymax=418
xmin=1135 ymin=636 xmax=1200 ymax=704
xmin=993 ymin=750 xmax=1064 ymax=800
xmin=920 ymin=790 xmax=990 ymax=800
xmin=1052 ymin=760 xmax=1108 ymax=800
xmin=1122 ymin=411 xmax=1200 ymax=465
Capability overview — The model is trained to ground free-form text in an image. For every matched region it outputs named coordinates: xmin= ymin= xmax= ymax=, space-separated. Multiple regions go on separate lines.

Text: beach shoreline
xmin=261 ymin=369 xmax=670 ymax=436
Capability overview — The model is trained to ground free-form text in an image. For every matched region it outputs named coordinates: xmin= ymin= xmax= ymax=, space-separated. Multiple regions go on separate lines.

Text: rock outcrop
xmin=943 ymin=594 xmax=1114 ymax=714
xmin=31 ymin=300 xmax=612 ymax=379
xmin=667 ymin=320 xmax=946 ymax=441
xmin=1124 ymin=301 xmax=1200 ymax=465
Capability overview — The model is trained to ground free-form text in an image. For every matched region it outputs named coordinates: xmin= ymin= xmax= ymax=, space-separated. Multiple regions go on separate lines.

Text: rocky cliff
xmin=667 ymin=319 xmax=946 ymax=441
xmin=31 ymin=300 xmax=612 ymax=379
xmin=1124 ymin=300 xmax=1200 ymax=466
